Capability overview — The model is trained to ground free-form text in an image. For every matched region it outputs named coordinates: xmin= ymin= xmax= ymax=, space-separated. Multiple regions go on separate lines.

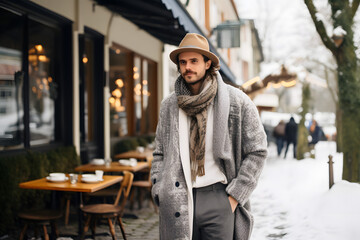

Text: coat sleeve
xmin=150 ymin=100 xmax=167 ymax=206
xmin=226 ymin=95 xmax=268 ymax=207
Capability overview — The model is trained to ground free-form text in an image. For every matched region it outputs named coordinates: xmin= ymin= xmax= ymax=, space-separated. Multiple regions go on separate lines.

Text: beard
xmin=182 ymin=70 xmax=207 ymax=86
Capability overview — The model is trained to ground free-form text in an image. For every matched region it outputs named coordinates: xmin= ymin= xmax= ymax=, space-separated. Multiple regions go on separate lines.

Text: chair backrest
xmin=146 ymin=158 xmax=153 ymax=183
xmin=114 ymin=171 xmax=134 ymax=210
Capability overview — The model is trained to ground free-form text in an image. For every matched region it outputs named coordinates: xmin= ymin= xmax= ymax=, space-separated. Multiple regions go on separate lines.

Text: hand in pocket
xmin=228 ymin=195 xmax=238 ymax=213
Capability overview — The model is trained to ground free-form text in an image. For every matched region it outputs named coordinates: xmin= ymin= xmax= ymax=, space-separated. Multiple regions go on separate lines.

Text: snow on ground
xmin=251 ymin=141 xmax=360 ymax=240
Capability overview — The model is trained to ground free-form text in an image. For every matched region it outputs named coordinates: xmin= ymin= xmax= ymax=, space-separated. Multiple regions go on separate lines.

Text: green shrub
xmin=137 ymin=137 xmax=148 ymax=147
xmin=0 ymin=146 xmax=79 ymax=235
xmin=113 ymin=137 xmax=139 ymax=155
xmin=144 ymin=134 xmax=155 ymax=143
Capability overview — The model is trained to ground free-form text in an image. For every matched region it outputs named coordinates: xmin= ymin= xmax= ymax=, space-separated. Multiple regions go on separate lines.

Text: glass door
xmin=79 ymin=28 xmax=104 ymax=163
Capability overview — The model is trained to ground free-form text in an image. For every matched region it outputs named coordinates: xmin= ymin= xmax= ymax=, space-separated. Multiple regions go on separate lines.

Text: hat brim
xmin=169 ymin=46 xmax=220 ymax=68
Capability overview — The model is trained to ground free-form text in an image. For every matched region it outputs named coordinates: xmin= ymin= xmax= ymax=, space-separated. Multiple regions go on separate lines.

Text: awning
xmin=94 ymin=0 xmax=236 ymax=83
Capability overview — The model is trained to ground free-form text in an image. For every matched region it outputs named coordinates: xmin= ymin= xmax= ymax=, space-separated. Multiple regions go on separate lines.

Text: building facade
xmin=0 ymin=0 xmax=262 ymax=164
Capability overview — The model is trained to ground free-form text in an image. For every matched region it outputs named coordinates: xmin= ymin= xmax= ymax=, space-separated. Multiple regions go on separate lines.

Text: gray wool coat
xmin=151 ymin=72 xmax=268 ymax=240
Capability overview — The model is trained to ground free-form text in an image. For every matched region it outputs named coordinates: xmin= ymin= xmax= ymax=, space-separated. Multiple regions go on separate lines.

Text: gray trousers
xmin=192 ymin=182 xmax=235 ymax=240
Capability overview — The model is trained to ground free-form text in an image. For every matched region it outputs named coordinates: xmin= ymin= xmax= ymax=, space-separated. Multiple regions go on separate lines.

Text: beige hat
xmin=169 ymin=33 xmax=220 ymax=68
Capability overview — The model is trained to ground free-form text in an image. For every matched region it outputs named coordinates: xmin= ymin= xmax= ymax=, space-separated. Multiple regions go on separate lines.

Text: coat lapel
xmin=213 ymin=72 xmax=231 ymax=161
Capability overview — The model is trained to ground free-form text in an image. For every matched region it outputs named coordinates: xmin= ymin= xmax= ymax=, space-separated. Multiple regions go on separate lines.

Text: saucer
xmin=81 ymin=177 xmax=103 ymax=183
xmin=119 ymin=159 xmax=137 ymax=167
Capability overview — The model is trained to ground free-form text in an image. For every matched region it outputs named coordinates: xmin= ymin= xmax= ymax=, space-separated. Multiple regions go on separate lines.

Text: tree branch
xmin=351 ymin=0 xmax=360 ymax=19
xmin=304 ymin=0 xmax=337 ymax=55
xmin=324 ymin=66 xmax=338 ymax=104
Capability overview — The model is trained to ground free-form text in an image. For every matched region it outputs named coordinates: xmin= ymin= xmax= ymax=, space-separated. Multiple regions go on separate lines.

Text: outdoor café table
xmin=74 ymin=161 xmax=149 ymax=173
xmin=113 ymin=148 xmax=154 ymax=161
xmin=19 ymin=175 xmax=123 ymax=237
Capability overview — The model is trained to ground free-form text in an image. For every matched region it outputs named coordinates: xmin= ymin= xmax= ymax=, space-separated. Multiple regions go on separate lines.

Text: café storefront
xmin=0 ymin=0 xmax=238 ymax=235
xmin=0 ymin=0 xmax=163 ymax=162
xmin=0 ymin=0 xmax=236 ymax=161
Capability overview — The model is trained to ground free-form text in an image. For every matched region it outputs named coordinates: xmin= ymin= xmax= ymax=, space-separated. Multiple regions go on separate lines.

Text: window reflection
xmin=28 ymin=19 xmax=58 ymax=145
xmin=134 ymin=56 xmax=141 ymax=134
xmin=0 ymin=8 xmax=24 ymax=149
xmin=109 ymin=44 xmax=157 ymax=142
xmin=109 ymin=46 xmax=129 ymax=137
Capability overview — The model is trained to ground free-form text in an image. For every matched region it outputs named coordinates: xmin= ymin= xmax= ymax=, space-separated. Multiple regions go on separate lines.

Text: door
xmin=78 ymin=28 xmax=104 ymax=163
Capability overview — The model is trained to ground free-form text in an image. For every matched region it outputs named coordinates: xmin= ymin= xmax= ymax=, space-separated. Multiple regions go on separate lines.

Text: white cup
xmin=137 ymin=146 xmax=145 ymax=153
xmin=95 ymin=170 xmax=104 ymax=180
xmin=49 ymin=173 xmax=66 ymax=181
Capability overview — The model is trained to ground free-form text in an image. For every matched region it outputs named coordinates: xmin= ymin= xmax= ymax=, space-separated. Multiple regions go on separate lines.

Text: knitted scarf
xmin=175 ymin=75 xmax=218 ymax=182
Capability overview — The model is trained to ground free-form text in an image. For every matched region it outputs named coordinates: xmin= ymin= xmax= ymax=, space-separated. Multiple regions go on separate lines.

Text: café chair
xmin=18 ymin=209 xmax=63 ymax=240
xmin=80 ymin=171 xmax=134 ymax=240
xmin=129 ymin=158 xmax=157 ymax=212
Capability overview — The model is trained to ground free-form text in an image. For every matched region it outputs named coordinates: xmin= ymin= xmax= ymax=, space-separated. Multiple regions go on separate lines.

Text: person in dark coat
xmin=284 ymin=117 xmax=298 ymax=158
xmin=309 ymin=120 xmax=323 ymax=146
xmin=273 ymin=120 xmax=286 ymax=156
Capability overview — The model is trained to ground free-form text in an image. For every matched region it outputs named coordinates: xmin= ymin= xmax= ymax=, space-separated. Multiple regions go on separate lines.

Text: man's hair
xmin=176 ymin=54 xmax=219 ymax=78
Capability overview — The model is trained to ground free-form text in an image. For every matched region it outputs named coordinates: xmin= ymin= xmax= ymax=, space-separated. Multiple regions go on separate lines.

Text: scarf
xmin=175 ymin=75 xmax=218 ymax=182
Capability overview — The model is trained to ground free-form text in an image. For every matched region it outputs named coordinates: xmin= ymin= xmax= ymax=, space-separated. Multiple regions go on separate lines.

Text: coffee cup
xmin=95 ymin=170 xmax=104 ymax=180
xmin=137 ymin=146 xmax=145 ymax=153
xmin=49 ymin=173 xmax=66 ymax=181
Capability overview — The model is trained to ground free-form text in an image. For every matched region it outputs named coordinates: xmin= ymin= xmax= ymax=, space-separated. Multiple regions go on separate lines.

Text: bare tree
xmin=304 ymin=0 xmax=360 ymax=182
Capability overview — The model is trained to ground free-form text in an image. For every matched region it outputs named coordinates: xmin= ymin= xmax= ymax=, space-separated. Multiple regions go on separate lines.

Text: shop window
xmin=0 ymin=5 xmax=71 ymax=151
xmin=109 ymin=46 xmax=130 ymax=137
xmin=109 ymin=44 xmax=157 ymax=139
xmin=0 ymin=8 xmax=24 ymax=149
xmin=28 ymin=19 xmax=59 ymax=146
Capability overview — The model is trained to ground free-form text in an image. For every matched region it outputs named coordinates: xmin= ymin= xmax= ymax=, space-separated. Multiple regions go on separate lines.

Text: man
xmin=273 ymin=120 xmax=286 ymax=156
xmin=284 ymin=117 xmax=298 ymax=159
xmin=151 ymin=33 xmax=267 ymax=240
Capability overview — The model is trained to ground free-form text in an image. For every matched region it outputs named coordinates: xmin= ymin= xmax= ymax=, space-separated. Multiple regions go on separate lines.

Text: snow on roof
xmin=253 ymin=93 xmax=279 ymax=108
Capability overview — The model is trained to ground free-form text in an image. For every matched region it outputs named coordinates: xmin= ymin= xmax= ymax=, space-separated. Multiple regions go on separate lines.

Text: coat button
xmin=175 ymin=212 xmax=180 ymax=218
xmin=153 ymin=179 xmax=156 ymax=184
xmin=175 ymin=181 xmax=180 ymax=187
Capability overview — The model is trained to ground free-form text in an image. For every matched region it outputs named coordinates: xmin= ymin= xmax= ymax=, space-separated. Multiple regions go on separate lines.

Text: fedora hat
xmin=169 ymin=33 xmax=220 ymax=68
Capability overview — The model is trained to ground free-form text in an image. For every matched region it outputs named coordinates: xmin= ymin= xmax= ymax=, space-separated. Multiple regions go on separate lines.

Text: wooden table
xmin=74 ymin=161 xmax=149 ymax=173
xmin=19 ymin=175 xmax=123 ymax=192
xmin=19 ymin=175 xmax=123 ymax=237
xmin=113 ymin=149 xmax=154 ymax=161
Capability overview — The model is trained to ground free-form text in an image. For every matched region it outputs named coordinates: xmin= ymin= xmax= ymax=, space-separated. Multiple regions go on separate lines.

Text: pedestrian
xmin=273 ymin=120 xmax=286 ymax=156
xmin=308 ymin=120 xmax=322 ymax=146
xmin=150 ymin=33 xmax=268 ymax=240
xmin=284 ymin=117 xmax=298 ymax=159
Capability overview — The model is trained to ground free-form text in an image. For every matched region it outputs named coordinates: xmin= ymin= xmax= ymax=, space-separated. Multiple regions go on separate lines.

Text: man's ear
xmin=206 ymin=60 xmax=211 ymax=70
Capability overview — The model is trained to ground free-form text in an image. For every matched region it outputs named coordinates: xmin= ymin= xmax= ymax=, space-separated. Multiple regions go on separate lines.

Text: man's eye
xmin=180 ymin=61 xmax=186 ymax=65
xmin=192 ymin=59 xmax=198 ymax=63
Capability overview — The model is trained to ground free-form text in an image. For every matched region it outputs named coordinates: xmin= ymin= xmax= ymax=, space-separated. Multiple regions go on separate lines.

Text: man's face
xmin=178 ymin=52 xmax=211 ymax=85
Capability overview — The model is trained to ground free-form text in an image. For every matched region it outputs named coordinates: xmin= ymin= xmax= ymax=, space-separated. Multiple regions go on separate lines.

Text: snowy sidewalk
xmin=250 ymin=141 xmax=360 ymax=240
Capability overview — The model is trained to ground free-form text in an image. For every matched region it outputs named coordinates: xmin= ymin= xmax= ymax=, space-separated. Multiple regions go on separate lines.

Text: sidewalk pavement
xmin=57 ymin=202 xmax=159 ymax=240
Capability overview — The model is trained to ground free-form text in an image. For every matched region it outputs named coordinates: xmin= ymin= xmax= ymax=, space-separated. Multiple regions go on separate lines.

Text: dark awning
xmin=94 ymin=0 xmax=236 ymax=83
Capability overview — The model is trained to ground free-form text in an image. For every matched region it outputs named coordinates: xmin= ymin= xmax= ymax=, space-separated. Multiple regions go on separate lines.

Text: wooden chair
xmin=129 ymin=158 xmax=157 ymax=212
xmin=80 ymin=171 xmax=134 ymax=240
xmin=18 ymin=209 xmax=63 ymax=240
